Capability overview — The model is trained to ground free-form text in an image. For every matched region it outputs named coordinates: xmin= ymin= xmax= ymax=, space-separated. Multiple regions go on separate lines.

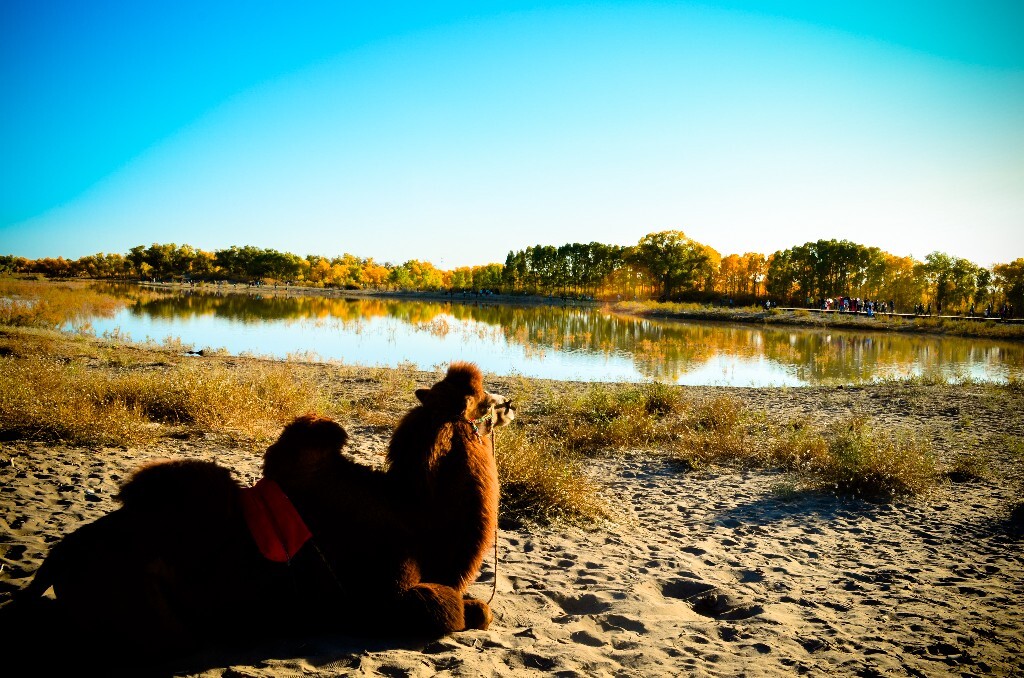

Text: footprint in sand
xmin=550 ymin=591 xmax=612 ymax=615
xmin=736 ymin=568 xmax=766 ymax=583
xmin=599 ymin=614 xmax=648 ymax=634
xmin=570 ymin=629 xmax=606 ymax=647
xmin=662 ymin=577 xmax=765 ymax=620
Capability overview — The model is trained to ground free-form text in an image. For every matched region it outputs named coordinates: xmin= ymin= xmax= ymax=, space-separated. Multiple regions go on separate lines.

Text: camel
xmin=10 ymin=362 xmax=515 ymax=659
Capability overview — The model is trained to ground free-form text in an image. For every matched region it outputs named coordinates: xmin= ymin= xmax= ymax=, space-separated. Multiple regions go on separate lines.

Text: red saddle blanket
xmin=239 ymin=478 xmax=312 ymax=563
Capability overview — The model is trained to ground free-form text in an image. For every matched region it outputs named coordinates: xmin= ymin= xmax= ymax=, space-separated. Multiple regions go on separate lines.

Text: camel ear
xmin=415 ymin=388 xmax=432 ymax=404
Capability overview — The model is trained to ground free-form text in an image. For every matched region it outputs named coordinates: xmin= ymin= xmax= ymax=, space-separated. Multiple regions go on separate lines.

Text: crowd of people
xmin=976 ymin=302 xmax=1016 ymax=319
xmin=818 ymin=297 xmax=895 ymax=316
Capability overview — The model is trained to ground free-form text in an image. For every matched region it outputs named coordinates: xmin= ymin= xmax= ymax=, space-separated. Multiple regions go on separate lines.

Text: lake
xmin=74 ymin=285 xmax=1024 ymax=386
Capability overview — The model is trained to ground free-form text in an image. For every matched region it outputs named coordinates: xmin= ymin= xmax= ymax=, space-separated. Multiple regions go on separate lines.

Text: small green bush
xmin=805 ymin=424 xmax=936 ymax=497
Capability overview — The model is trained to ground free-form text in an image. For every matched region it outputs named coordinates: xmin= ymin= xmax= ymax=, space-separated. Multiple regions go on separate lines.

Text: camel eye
xmin=498 ymin=401 xmax=513 ymax=412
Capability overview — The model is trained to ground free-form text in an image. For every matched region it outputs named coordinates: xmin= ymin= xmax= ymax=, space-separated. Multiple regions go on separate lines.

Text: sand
xmin=1 ymin=372 xmax=1022 ymax=677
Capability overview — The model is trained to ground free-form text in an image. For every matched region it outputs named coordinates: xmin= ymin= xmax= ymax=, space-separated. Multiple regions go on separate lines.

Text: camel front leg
xmin=462 ymin=596 xmax=492 ymax=630
xmin=394 ymin=582 xmax=491 ymax=636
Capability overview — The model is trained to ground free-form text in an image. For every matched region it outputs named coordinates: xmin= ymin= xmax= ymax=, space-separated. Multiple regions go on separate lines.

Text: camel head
xmin=415 ymin=361 xmax=488 ymax=422
xmin=262 ymin=413 xmax=349 ymax=492
xmin=387 ymin=363 xmax=516 ymax=481
xmin=411 ymin=364 xmax=516 ymax=428
xmin=414 ymin=362 xmax=516 ymax=432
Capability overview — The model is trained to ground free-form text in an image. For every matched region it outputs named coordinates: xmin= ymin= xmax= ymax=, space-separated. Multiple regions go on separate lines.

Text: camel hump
xmin=274 ymin=413 xmax=349 ymax=450
xmin=414 ymin=363 xmax=486 ymax=415
xmin=116 ymin=459 xmax=239 ymax=511
xmin=262 ymin=414 xmax=350 ymax=485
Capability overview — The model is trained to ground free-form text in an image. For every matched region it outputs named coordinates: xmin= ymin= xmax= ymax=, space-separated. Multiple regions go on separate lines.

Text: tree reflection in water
xmin=84 ymin=287 xmax=1024 ymax=385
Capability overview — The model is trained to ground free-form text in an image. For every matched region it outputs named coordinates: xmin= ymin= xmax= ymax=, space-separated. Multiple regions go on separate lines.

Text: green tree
xmin=127 ymin=245 xmax=147 ymax=277
xmin=632 ymin=231 xmax=712 ymax=300
xmin=993 ymin=258 xmax=1024 ymax=315
xmin=918 ymin=252 xmax=985 ymax=313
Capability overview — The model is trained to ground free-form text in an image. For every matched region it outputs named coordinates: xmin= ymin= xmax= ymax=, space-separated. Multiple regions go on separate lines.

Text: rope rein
xmin=487 ymin=426 xmax=498 ymax=606
xmin=470 ymin=407 xmax=504 ymax=606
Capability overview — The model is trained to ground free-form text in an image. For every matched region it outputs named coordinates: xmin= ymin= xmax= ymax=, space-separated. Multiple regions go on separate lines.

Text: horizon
xmin=2 ymin=1 xmax=1023 ymax=268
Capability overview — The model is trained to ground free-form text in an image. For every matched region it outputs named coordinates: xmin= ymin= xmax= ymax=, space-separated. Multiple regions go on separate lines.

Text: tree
xmin=918 ymin=251 xmax=985 ymax=312
xmin=472 ymin=264 xmax=504 ymax=291
xmin=144 ymin=243 xmax=177 ymax=279
xmin=743 ymin=252 xmax=768 ymax=297
xmin=993 ymin=258 xmax=1024 ymax=315
xmin=718 ymin=254 xmax=745 ymax=296
xmin=631 ymin=230 xmax=712 ymax=300
xmin=876 ymin=254 xmax=924 ymax=312
xmin=127 ymin=245 xmax=147 ymax=277
xmin=765 ymin=250 xmax=796 ymax=301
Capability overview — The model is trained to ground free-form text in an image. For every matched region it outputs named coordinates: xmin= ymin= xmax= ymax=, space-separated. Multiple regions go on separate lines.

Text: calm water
xmin=77 ymin=286 xmax=1024 ymax=386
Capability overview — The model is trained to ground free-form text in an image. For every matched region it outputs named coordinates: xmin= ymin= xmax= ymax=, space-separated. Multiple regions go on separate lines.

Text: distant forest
xmin=2 ymin=232 xmax=1022 ymax=315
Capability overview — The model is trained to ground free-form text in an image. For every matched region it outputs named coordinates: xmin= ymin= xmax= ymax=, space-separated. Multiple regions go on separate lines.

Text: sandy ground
xmin=1 ymin=370 xmax=1022 ymax=676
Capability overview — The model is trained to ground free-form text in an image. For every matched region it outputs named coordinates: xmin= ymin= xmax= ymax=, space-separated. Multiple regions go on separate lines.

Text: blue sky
xmin=2 ymin=1 xmax=1022 ymax=268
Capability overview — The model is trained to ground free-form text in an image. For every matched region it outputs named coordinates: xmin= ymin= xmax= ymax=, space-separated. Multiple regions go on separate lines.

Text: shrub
xmin=803 ymin=424 xmax=935 ymax=498
xmin=539 ymin=382 xmax=685 ymax=454
xmin=667 ymin=395 xmax=749 ymax=466
xmin=943 ymin=450 xmax=989 ymax=482
xmin=494 ymin=426 xmax=605 ymax=527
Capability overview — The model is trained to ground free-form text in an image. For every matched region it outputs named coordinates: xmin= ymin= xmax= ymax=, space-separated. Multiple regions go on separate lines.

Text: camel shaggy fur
xmin=12 ymin=362 xmax=514 ymax=658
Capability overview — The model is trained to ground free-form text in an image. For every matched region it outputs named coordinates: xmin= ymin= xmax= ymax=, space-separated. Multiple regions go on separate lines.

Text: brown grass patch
xmin=0 ymin=354 xmax=328 ymax=446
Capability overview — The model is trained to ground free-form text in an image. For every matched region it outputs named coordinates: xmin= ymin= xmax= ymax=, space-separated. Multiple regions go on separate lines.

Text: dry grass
xmin=942 ymin=450 xmax=991 ymax=483
xmin=786 ymin=424 xmax=936 ymax=498
xmin=345 ymin=361 xmax=423 ymax=428
xmin=534 ymin=382 xmax=683 ymax=453
xmin=0 ymin=278 xmax=125 ymax=330
xmin=667 ymin=395 xmax=750 ymax=467
xmin=523 ymin=381 xmax=940 ymax=502
xmin=674 ymin=410 xmax=937 ymax=498
xmin=0 ymin=353 xmax=329 ymax=446
xmin=0 ymin=356 xmax=147 ymax=445
xmin=493 ymin=426 xmax=606 ymax=527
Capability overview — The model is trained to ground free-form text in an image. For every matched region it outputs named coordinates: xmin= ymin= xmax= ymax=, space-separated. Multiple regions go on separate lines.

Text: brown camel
xmin=11 ymin=362 xmax=514 ymax=659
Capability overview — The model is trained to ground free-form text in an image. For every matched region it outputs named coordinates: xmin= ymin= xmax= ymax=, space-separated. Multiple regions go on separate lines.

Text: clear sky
xmin=2 ymin=1 xmax=1022 ymax=268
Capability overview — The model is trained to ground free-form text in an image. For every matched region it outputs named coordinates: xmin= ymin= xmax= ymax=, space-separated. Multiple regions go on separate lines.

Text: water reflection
xmin=83 ymin=287 xmax=1024 ymax=385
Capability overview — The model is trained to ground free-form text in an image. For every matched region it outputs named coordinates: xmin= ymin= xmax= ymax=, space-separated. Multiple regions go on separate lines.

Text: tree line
xmin=2 ymin=233 xmax=1021 ymax=315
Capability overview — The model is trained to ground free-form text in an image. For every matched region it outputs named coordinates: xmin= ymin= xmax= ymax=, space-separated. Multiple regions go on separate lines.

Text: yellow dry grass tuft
xmin=494 ymin=426 xmax=606 ymax=527
xmin=0 ymin=354 xmax=329 ymax=446
xmin=537 ymin=382 xmax=684 ymax=453
xmin=768 ymin=422 xmax=936 ymax=498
